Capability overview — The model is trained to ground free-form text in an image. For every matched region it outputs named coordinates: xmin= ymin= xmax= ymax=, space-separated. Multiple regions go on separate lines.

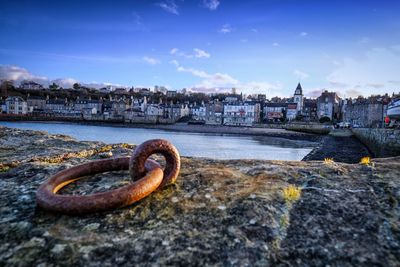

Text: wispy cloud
xmin=300 ymin=32 xmax=308 ymax=37
xmin=170 ymin=48 xmax=179 ymax=55
xmin=272 ymin=42 xmax=279 ymax=47
xmin=143 ymin=56 xmax=161 ymax=65
xmin=294 ymin=69 xmax=309 ymax=80
xmin=219 ymin=24 xmax=232 ymax=34
xmin=156 ymin=0 xmax=179 ymax=15
xmin=170 ymin=48 xmax=210 ymax=59
xmin=175 ymin=63 xmax=281 ymax=94
xmin=193 ymin=48 xmax=210 ymax=58
xmin=203 ymin=0 xmax=220 ymax=11
xmin=170 ymin=59 xmax=179 ymax=66
xmin=131 ymin=12 xmax=142 ymax=26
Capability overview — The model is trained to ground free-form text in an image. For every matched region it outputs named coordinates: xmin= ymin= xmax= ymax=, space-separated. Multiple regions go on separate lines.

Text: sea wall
xmin=285 ymin=123 xmax=332 ymax=134
xmin=352 ymin=128 xmax=400 ymax=157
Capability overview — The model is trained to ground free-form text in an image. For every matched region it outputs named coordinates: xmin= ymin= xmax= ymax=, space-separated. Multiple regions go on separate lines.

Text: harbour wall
xmin=352 ymin=128 xmax=400 ymax=157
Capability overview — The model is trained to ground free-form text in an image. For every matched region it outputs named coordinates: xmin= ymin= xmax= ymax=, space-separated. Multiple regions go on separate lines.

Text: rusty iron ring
xmin=36 ymin=157 xmax=164 ymax=214
xmin=129 ymin=139 xmax=181 ymax=188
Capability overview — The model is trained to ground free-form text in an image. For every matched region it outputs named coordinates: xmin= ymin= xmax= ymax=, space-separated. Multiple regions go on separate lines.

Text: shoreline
xmin=0 ymin=119 xmax=321 ymax=142
xmin=0 ymin=120 xmax=375 ymax=163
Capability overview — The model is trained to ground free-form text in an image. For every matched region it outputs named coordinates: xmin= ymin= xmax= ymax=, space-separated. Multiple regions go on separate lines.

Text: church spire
xmin=295 ymin=83 xmax=303 ymax=95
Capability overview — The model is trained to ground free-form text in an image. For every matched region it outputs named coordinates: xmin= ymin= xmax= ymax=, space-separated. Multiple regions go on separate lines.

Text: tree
xmin=49 ymin=82 xmax=59 ymax=90
xmin=1 ymin=80 xmax=14 ymax=97
xmin=73 ymin=83 xmax=81 ymax=90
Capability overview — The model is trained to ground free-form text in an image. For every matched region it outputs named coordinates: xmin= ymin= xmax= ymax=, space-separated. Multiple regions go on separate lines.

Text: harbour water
xmin=0 ymin=121 xmax=316 ymax=160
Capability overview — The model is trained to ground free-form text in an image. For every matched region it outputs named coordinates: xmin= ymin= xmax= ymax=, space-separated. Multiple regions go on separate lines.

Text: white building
xmin=19 ymin=81 xmax=43 ymax=90
xmin=223 ymin=102 xmax=260 ymax=126
xmin=5 ymin=96 xmax=28 ymax=114
xmin=191 ymin=105 xmax=206 ymax=121
xmin=146 ymin=104 xmax=163 ymax=117
xmin=286 ymin=103 xmax=298 ymax=120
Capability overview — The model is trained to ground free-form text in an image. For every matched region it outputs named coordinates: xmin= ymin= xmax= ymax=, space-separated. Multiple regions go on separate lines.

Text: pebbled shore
xmin=1 ymin=126 xmax=400 ymax=266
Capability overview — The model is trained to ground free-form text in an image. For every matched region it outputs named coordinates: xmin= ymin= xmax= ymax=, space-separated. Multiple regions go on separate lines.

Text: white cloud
xmin=170 ymin=48 xmax=210 ymax=59
xmin=170 ymin=59 xmax=179 ymax=66
xmin=327 ymin=47 xmax=400 ymax=96
xmin=272 ymin=42 xmax=279 ymax=47
xmin=0 ymin=65 xmax=47 ymax=83
xmin=177 ymin=66 xmax=210 ymax=78
xmin=175 ymin=64 xmax=282 ymax=95
xmin=156 ymin=0 xmax=179 ymax=15
xmin=170 ymin=48 xmax=179 ymax=55
xmin=251 ymin=28 xmax=258 ymax=33
xmin=294 ymin=70 xmax=309 ymax=80
xmin=219 ymin=24 xmax=232 ymax=34
xmin=193 ymin=48 xmax=210 ymax=58
xmin=300 ymin=32 xmax=308 ymax=37
xmin=0 ymin=64 xmax=124 ymax=89
xmin=143 ymin=56 xmax=160 ymax=65
xmin=240 ymin=39 xmax=248 ymax=43
xmin=203 ymin=0 xmax=220 ymax=10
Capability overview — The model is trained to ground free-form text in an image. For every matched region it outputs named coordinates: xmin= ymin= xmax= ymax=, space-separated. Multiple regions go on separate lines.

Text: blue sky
xmin=1 ymin=0 xmax=400 ymax=97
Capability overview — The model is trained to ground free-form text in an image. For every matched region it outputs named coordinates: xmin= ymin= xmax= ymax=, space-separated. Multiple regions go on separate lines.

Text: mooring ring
xmin=129 ymin=139 xmax=181 ymax=188
xmin=36 ymin=157 xmax=163 ymax=214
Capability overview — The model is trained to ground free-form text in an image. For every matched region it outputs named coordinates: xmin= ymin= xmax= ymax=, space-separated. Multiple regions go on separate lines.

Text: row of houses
xmin=0 ymin=96 xmax=190 ymax=123
xmin=2 ymin=83 xmax=398 ymax=127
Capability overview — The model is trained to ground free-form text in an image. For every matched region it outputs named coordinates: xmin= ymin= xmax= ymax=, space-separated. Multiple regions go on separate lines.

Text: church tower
xmin=293 ymin=83 xmax=303 ymax=113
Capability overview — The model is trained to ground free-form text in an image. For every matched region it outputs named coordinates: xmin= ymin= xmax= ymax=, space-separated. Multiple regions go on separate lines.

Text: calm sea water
xmin=0 ymin=121 xmax=315 ymax=161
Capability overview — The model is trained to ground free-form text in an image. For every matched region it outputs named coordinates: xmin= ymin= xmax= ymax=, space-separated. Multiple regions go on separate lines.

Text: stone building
xmin=344 ymin=97 xmax=388 ymax=128
xmin=45 ymin=99 xmax=72 ymax=114
xmin=205 ymin=101 xmax=223 ymax=125
xmin=263 ymin=102 xmax=288 ymax=122
xmin=303 ymin=98 xmax=318 ymax=121
xmin=27 ymin=95 xmax=47 ymax=112
xmin=317 ymin=90 xmax=341 ymax=121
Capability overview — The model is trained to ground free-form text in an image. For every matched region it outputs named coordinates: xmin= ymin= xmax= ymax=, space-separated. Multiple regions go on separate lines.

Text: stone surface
xmin=353 ymin=128 xmax=400 ymax=157
xmin=1 ymin=126 xmax=400 ymax=266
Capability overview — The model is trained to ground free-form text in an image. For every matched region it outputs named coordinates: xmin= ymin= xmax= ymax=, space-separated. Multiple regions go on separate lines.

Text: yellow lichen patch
xmin=121 ymin=143 xmax=135 ymax=149
xmin=360 ymin=156 xmax=371 ymax=165
xmin=324 ymin=158 xmax=334 ymax=164
xmin=0 ymin=166 xmax=10 ymax=172
xmin=282 ymin=185 xmax=301 ymax=203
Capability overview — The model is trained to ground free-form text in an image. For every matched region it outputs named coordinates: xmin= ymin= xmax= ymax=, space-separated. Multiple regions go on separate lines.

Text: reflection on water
xmin=0 ymin=121 xmax=316 ymax=161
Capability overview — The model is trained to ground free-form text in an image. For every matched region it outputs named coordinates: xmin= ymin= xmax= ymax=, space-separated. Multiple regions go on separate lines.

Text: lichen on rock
xmin=0 ymin=126 xmax=399 ymax=266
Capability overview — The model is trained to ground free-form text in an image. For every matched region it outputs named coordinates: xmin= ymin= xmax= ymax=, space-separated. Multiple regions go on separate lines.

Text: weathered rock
xmin=0 ymin=126 xmax=399 ymax=266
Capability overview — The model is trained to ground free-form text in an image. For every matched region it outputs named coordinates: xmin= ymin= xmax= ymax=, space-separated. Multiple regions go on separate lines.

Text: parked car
xmin=338 ymin=122 xmax=350 ymax=128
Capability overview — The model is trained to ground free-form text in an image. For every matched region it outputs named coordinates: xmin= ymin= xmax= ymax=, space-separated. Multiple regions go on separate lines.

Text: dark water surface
xmin=0 ymin=121 xmax=316 ymax=160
